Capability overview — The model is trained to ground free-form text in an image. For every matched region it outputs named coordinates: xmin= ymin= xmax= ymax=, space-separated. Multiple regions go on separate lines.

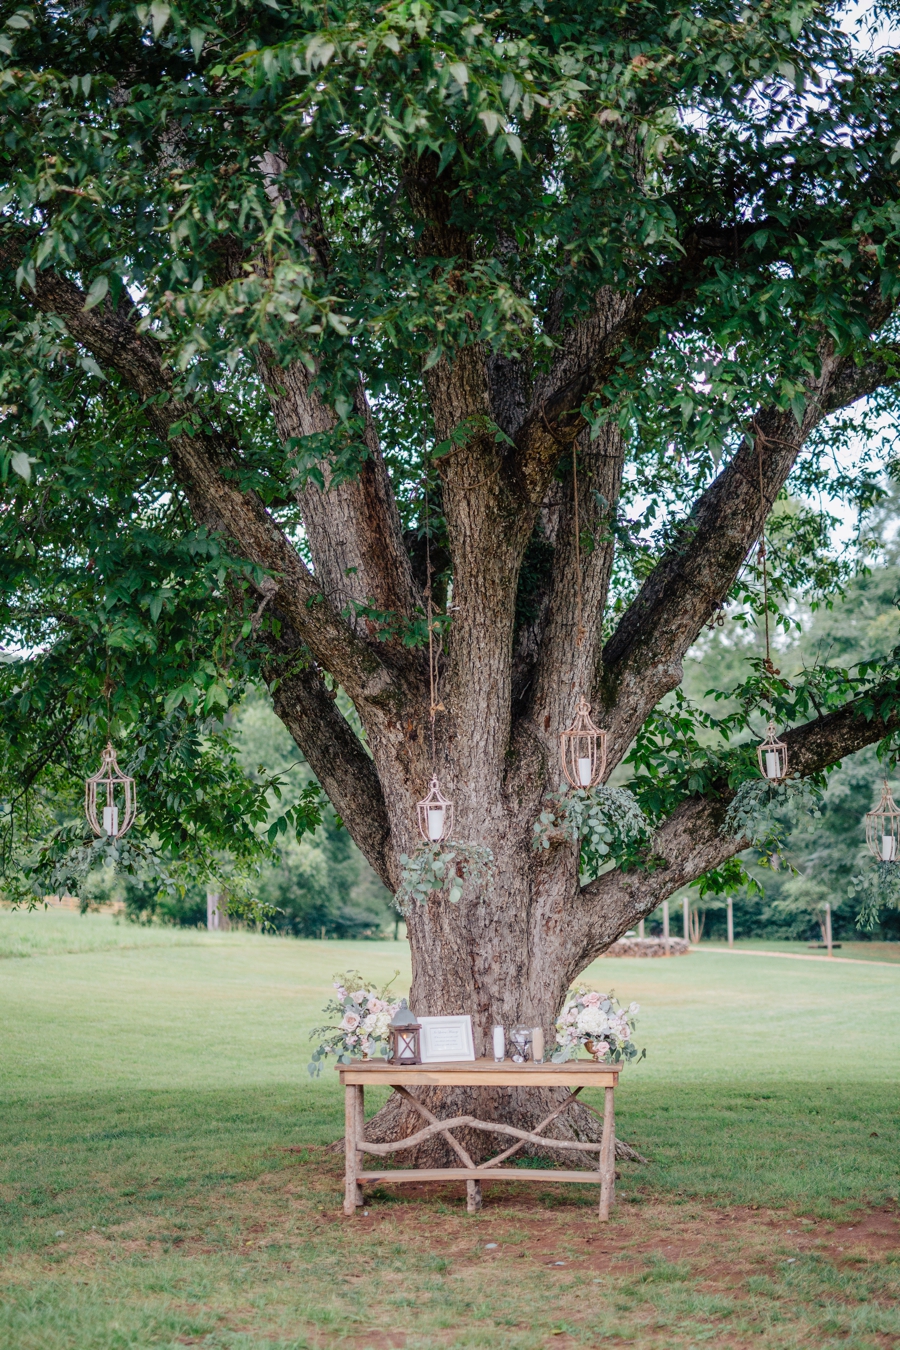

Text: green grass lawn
xmin=1 ymin=908 xmax=899 ymax=1349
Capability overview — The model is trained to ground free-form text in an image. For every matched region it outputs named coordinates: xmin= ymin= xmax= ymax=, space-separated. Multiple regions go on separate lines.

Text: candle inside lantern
xmin=427 ymin=805 xmax=445 ymax=841
xmin=103 ymin=804 xmax=119 ymax=836
xmin=577 ymin=756 xmax=592 ymax=787
xmin=882 ymin=834 xmax=896 ymax=861
xmin=492 ymin=1025 xmax=505 ymax=1062
xmin=765 ymin=750 xmax=780 ymax=780
xmin=531 ymin=1026 xmax=544 ymax=1062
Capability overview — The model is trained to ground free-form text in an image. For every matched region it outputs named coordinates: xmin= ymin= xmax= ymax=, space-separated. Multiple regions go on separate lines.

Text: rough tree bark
xmin=4 ymin=211 xmax=899 ymax=1167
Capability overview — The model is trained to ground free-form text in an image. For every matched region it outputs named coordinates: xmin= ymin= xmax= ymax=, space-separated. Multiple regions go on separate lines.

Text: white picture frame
xmin=418 ymin=1015 xmax=476 ymax=1063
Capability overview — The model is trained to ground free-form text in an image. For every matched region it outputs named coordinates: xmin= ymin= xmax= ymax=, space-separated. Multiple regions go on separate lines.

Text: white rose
xmin=350 ymin=989 xmax=367 ymax=1005
xmin=577 ymin=1006 xmax=609 ymax=1037
xmin=341 ymin=1012 xmax=360 ymax=1031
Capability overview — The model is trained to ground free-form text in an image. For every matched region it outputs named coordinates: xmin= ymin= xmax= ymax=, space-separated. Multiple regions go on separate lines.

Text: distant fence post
xmin=683 ymin=897 xmax=690 ymax=943
xmin=824 ymin=902 xmax=833 ymax=958
xmin=638 ymin=919 xmax=645 ymax=939
xmin=662 ymin=900 xmax=670 ymax=955
xmin=727 ymin=897 xmax=734 ymax=948
xmin=206 ymin=889 xmax=228 ymax=932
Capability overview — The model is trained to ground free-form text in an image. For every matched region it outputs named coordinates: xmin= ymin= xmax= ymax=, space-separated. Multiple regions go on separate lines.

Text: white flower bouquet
xmin=552 ymin=986 xmax=644 ymax=1064
xmin=308 ymin=971 xmax=401 ymax=1077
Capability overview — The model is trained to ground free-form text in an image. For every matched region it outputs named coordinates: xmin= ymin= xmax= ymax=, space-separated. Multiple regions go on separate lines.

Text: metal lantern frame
xmin=866 ymin=779 xmax=900 ymax=863
xmin=416 ymin=776 xmax=454 ymax=843
xmin=389 ymin=1000 xmax=422 ymax=1066
xmin=757 ymin=721 xmax=788 ymax=784
xmin=560 ymin=697 xmax=608 ymax=789
xmin=85 ymin=740 xmax=137 ymax=839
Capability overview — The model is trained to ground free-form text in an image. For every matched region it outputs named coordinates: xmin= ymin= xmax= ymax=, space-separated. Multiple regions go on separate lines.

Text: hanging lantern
xmin=389 ymin=1000 xmax=422 ymax=1065
xmin=560 ymin=698 xmax=608 ymax=789
xmin=85 ymin=741 xmax=137 ymax=839
xmin=417 ymin=777 xmax=453 ymax=843
xmin=866 ymin=780 xmax=900 ymax=862
xmin=756 ymin=722 xmax=788 ymax=783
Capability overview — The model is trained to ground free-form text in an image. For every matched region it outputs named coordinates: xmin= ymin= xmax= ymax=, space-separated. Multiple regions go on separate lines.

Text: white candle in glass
xmin=103 ymin=804 xmax=119 ymax=835
xmin=531 ymin=1027 xmax=544 ymax=1062
xmin=492 ymin=1025 xmax=505 ymax=1062
xmin=427 ymin=805 xmax=445 ymax=841
xmin=882 ymin=834 xmax=896 ymax=861
xmin=765 ymin=750 xmax=780 ymax=779
xmin=577 ymin=756 xmax=592 ymax=786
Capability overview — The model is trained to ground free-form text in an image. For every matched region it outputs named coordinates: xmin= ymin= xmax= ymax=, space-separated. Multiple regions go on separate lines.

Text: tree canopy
xmin=2 ymin=0 xmax=900 ymax=955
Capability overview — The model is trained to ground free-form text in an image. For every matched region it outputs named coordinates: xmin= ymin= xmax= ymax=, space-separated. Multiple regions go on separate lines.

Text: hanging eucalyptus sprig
xmin=848 ymin=862 xmax=900 ymax=930
xmin=721 ymin=775 xmax=822 ymax=863
xmin=533 ymin=785 xmax=649 ymax=876
xmin=395 ymin=840 xmax=494 ymax=913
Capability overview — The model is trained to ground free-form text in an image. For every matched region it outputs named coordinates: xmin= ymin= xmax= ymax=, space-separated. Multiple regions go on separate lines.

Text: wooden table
xmin=338 ymin=1058 xmax=620 ymax=1219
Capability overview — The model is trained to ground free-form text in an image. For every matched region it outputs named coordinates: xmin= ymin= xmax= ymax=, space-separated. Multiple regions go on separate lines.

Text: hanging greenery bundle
xmin=533 ymin=785 xmax=649 ymax=876
xmin=848 ymin=863 xmax=900 ymax=930
xmin=721 ymin=775 xmax=823 ymax=864
xmin=394 ymin=841 xmax=494 ymax=913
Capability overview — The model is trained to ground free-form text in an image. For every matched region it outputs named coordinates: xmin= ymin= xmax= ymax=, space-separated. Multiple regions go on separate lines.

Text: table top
xmin=337 ymin=1057 xmax=621 ymax=1087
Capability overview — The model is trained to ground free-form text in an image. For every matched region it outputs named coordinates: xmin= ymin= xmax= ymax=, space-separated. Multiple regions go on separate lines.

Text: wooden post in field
xmin=662 ymin=900 xmax=670 ymax=954
xmin=206 ymin=889 xmax=228 ymax=931
xmin=825 ymin=902 xmax=833 ymax=958
xmin=727 ymin=897 xmax=734 ymax=948
xmin=638 ymin=920 xmax=645 ymax=939
xmin=683 ymin=896 xmax=690 ymax=943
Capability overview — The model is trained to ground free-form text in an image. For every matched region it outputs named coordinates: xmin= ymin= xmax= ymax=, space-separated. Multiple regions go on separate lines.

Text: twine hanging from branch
xmin=756 ymin=431 xmax=780 ymax=678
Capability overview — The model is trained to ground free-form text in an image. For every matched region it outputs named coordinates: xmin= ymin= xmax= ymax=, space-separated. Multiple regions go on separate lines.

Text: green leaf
xmin=149 ymin=1 xmax=170 ymax=37
xmin=10 ymin=451 xmax=33 ymax=482
xmin=83 ymin=275 xmax=109 ymax=311
xmin=189 ymin=27 xmax=205 ymax=60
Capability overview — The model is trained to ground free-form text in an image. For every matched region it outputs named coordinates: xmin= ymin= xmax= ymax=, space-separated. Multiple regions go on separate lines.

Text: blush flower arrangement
xmin=307 ymin=971 xmax=401 ymax=1077
xmin=551 ymin=987 xmax=644 ymax=1064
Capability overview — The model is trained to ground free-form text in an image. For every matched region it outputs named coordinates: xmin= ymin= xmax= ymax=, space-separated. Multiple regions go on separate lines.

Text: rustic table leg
xmin=598 ymin=1085 xmax=616 ymax=1222
xmin=353 ymin=1084 xmax=365 ymax=1207
xmin=466 ymin=1179 xmax=483 ymax=1213
xmin=343 ymin=1083 xmax=357 ymax=1216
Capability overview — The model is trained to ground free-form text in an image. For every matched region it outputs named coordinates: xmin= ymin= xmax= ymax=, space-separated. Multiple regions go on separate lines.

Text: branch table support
xmin=338 ymin=1059 xmax=620 ymax=1219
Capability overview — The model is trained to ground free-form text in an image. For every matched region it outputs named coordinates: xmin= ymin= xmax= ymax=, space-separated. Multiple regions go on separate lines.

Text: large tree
xmin=2 ymin=0 xmax=900 ymax=1153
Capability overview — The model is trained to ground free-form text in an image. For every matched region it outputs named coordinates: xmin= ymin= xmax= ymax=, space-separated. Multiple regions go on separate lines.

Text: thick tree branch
xmin=265 ymin=655 xmax=393 ymax=886
xmin=1 ymin=246 xmax=405 ymax=713
xmin=570 ymin=685 xmax=900 ymax=976
xmin=598 ymin=320 xmax=899 ymax=770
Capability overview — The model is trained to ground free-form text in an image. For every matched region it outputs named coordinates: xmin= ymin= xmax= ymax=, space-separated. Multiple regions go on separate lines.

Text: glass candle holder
xmin=508 ymin=1025 xmax=532 ymax=1063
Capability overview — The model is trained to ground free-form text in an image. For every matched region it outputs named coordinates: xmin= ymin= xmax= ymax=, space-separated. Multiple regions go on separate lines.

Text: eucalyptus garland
xmin=394 ymin=841 xmax=494 ymax=913
xmin=848 ymin=861 xmax=900 ymax=930
xmin=533 ymin=785 xmax=649 ymax=875
xmin=721 ymin=775 xmax=822 ymax=861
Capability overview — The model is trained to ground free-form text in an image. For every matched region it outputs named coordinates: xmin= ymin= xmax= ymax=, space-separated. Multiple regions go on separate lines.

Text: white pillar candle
xmin=577 ymin=756 xmax=592 ymax=786
xmin=427 ymin=805 xmax=445 ymax=841
xmin=531 ymin=1027 xmax=544 ymax=1062
xmin=882 ymin=834 xmax=896 ymax=861
xmin=492 ymin=1025 xmax=505 ymax=1062
xmin=765 ymin=750 xmax=780 ymax=779
xmin=103 ymin=805 xmax=119 ymax=836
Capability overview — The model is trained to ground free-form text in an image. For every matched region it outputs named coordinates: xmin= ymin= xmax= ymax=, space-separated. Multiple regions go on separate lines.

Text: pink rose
xmin=584 ymin=991 xmax=601 ymax=1005
xmin=341 ymin=1012 xmax=360 ymax=1032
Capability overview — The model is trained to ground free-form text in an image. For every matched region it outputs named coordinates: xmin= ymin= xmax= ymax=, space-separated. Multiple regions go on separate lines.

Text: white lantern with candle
xmin=866 ymin=780 xmax=900 ymax=863
xmin=85 ymin=741 xmax=137 ymax=840
xmin=756 ymin=722 xmax=788 ymax=783
xmin=416 ymin=777 xmax=454 ymax=845
xmin=560 ymin=698 xmax=607 ymax=790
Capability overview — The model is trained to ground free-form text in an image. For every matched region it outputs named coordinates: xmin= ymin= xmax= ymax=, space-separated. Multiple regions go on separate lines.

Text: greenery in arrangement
xmin=394 ymin=840 xmax=494 ymax=911
xmin=307 ymin=970 xmax=402 ymax=1075
xmin=849 ymin=859 xmax=900 ymax=930
xmin=533 ymin=785 xmax=649 ymax=878
xmin=722 ymin=776 xmax=823 ymax=861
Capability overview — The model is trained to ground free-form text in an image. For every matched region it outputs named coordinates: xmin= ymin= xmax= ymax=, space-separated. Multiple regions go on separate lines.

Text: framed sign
xmin=418 ymin=1015 xmax=476 ymax=1063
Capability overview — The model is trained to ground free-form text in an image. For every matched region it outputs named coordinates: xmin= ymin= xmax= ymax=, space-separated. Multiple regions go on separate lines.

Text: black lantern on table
xmin=389 ymin=1000 xmax=422 ymax=1065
